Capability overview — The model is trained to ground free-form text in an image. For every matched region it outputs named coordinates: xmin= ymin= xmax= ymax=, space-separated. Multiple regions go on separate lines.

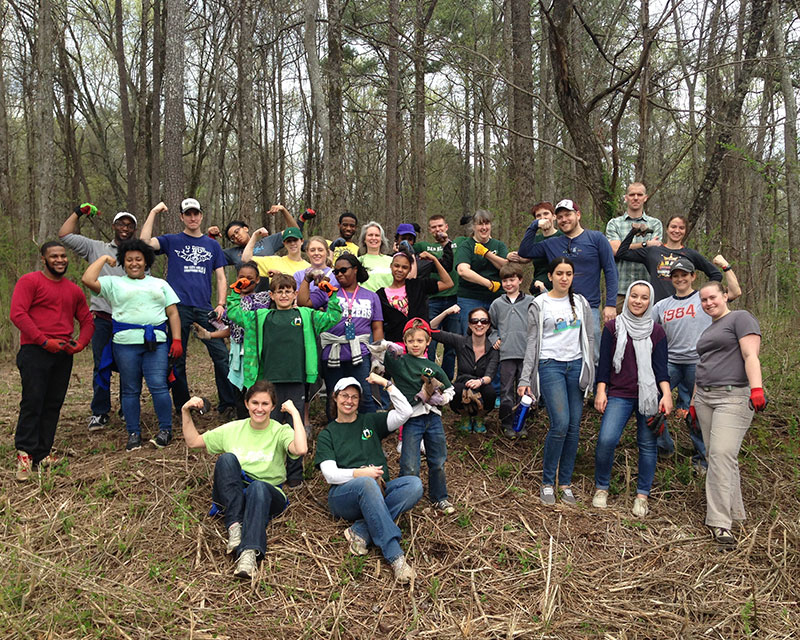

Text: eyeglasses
xmin=337 ymin=393 xmax=360 ymax=401
xmin=468 ymin=318 xmax=490 ymax=326
xmin=332 ymin=266 xmax=352 ymax=276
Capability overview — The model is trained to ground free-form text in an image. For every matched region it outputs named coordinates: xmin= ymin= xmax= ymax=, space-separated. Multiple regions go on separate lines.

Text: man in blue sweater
xmin=517 ymin=199 xmax=618 ymax=362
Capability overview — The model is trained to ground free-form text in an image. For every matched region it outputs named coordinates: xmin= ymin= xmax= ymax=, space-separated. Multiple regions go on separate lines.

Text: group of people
xmin=10 ymin=182 xmax=767 ymax=582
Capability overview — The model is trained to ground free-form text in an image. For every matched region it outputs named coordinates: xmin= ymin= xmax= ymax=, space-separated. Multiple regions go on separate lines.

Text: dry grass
xmin=1 ymin=342 xmax=798 ymax=639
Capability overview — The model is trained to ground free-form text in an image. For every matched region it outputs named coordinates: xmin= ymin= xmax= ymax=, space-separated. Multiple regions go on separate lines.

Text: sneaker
xmin=420 ymin=439 xmax=426 ymax=456
xmin=494 ymin=397 xmax=501 ymax=410
xmin=391 ymin=555 xmax=416 ymax=584
xmin=16 ymin=451 xmax=32 ymax=481
xmin=88 ymin=414 xmax=110 ymax=432
xmin=592 ymin=489 xmax=608 ymax=509
xmin=456 ymin=415 xmax=472 ymax=433
xmin=38 ymin=453 xmax=59 ymax=467
xmin=518 ymin=426 xmax=528 ymax=439
xmin=559 ymin=487 xmax=577 ymax=505
xmin=234 ymin=549 xmax=257 ymax=579
xmin=434 ymin=499 xmax=456 ymax=515
xmin=150 ymin=429 xmax=172 ymax=449
xmin=632 ymin=496 xmax=649 ymax=518
xmin=710 ymin=527 xmax=736 ymax=547
xmin=692 ymin=461 xmax=708 ymax=476
xmin=344 ymin=526 xmax=368 ymax=556
xmin=226 ymin=523 xmax=242 ymax=555
xmin=540 ymin=485 xmax=556 ymax=505
xmin=126 ymin=432 xmax=142 ymax=451
xmin=472 ymin=417 xmax=487 ymax=434
xmin=503 ymin=427 xmax=518 ymax=440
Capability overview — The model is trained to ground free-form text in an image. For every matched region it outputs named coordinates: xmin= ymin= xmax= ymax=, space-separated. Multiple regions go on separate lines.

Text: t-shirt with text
xmin=156 ymin=232 xmax=227 ymax=309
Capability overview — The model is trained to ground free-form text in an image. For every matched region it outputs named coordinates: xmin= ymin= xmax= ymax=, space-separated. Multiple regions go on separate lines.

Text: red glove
xmin=63 ymin=339 xmax=87 ymax=355
xmin=646 ymin=411 xmax=666 ymax=436
xmin=169 ymin=339 xmax=184 ymax=359
xmin=73 ymin=203 xmax=99 ymax=217
xmin=686 ymin=405 xmax=700 ymax=434
xmin=230 ymin=277 xmax=252 ymax=293
xmin=300 ymin=208 xmax=316 ymax=223
xmin=749 ymin=387 xmax=767 ymax=412
xmin=42 ymin=339 xmax=66 ymax=353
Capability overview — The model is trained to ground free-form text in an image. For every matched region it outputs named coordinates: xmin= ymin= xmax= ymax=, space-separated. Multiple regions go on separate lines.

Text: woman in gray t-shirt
xmin=691 ymin=282 xmax=766 ymax=549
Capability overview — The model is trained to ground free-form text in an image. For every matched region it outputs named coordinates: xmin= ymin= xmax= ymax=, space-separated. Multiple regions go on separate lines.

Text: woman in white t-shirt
xmin=518 ymin=257 xmax=595 ymax=505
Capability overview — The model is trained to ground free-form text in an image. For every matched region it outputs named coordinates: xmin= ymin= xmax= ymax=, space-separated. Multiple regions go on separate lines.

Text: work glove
xmin=749 ymin=387 xmax=767 ymax=412
xmin=685 ymin=406 xmax=700 ymax=435
xmin=63 ymin=339 xmax=87 ymax=355
xmin=230 ymin=277 xmax=252 ymax=293
xmin=330 ymin=237 xmax=347 ymax=250
xmin=74 ymin=203 xmax=99 ymax=218
xmin=318 ymin=280 xmax=338 ymax=297
xmin=474 ymin=243 xmax=489 ymax=257
xmin=42 ymin=338 xmax=66 ymax=353
xmin=486 ymin=280 xmax=501 ymax=293
xmin=169 ymin=339 xmax=184 ymax=359
xmin=646 ymin=411 xmax=666 ymax=436
xmin=299 ymin=208 xmax=316 ymax=223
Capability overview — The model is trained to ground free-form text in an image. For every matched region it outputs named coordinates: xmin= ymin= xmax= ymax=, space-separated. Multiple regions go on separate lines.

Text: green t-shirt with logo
xmin=314 ymin=413 xmax=392 ymax=481
xmin=413 ymin=237 xmax=463 ymax=298
xmin=454 ymin=236 xmax=509 ymax=301
xmin=261 ymin=308 xmax=305 ymax=383
xmin=203 ymin=418 xmax=298 ymax=496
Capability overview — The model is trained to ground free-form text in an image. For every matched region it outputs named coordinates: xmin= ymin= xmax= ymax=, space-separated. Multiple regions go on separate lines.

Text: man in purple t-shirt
xmin=140 ymin=199 xmax=238 ymax=416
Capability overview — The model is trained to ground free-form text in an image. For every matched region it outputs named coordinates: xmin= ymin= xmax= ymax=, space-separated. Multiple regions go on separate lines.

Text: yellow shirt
xmin=252 ymin=255 xmax=311 ymax=277
xmin=327 ymin=239 xmax=359 ymax=261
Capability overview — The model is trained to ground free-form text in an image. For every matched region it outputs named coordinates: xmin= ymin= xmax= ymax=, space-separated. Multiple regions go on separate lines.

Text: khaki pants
xmin=694 ymin=386 xmax=753 ymax=529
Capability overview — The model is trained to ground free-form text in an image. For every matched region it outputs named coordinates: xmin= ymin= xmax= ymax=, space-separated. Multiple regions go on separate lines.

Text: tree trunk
xmin=236 ymin=0 xmax=256 ymax=219
xmin=163 ymin=0 xmax=185 ymax=229
xmin=326 ymin=0 xmax=345 ymax=215
xmin=304 ymin=0 xmax=330 ymax=215
xmin=634 ymin=0 xmax=651 ymax=182
xmin=150 ymin=0 xmax=164 ymax=205
xmin=114 ymin=0 xmax=137 ymax=214
xmin=384 ymin=0 xmax=400 ymax=223
xmin=0 ymin=17 xmax=17 ymax=243
xmin=35 ymin=0 xmax=57 ymax=242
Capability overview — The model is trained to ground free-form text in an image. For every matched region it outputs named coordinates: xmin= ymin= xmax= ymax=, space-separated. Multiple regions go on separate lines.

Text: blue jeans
xmin=90 ymin=314 xmax=113 ymax=415
xmin=171 ymin=304 xmax=239 ymax=412
xmin=322 ymin=357 xmax=375 ymax=420
xmin=538 ymin=358 xmax=584 ymax=486
xmin=113 ymin=341 xmax=173 ymax=434
xmin=427 ymin=296 xmax=458 ymax=380
xmin=399 ymin=413 xmax=449 ymax=503
xmin=212 ymin=453 xmax=287 ymax=558
xmin=594 ymin=396 xmax=657 ymax=496
xmin=456 ymin=296 xmax=500 ymax=395
xmin=658 ymin=363 xmax=707 ymax=467
xmin=328 ymin=476 xmax=423 ymax=562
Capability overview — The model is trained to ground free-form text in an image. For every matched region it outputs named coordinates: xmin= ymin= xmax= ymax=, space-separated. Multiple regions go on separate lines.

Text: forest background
xmin=0 ymin=0 xmax=798 ymax=339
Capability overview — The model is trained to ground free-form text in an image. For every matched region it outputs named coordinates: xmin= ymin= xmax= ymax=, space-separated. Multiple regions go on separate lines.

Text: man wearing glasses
xmin=59 ymin=205 xmax=138 ymax=432
xmin=517 ymin=199 xmax=618 ymax=362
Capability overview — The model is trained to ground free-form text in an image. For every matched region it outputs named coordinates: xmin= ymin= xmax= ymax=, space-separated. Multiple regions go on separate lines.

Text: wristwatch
xmin=642 ymin=241 xmax=648 ymax=248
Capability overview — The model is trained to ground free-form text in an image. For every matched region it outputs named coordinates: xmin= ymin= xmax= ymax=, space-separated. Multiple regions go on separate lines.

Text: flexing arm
xmin=614 ymin=227 xmax=650 ymax=264
xmin=430 ymin=303 xmax=460 ymax=329
xmin=712 ymin=255 xmax=741 ymax=301
xmin=241 ymin=227 xmax=267 ymax=262
xmin=417 ymin=252 xmax=453 ymax=291
xmin=181 ymin=397 xmax=208 ymax=449
xmin=518 ymin=220 xmax=547 ymax=259
xmin=82 ymin=255 xmax=115 ymax=294
xmin=58 ymin=209 xmax=80 ymax=238
xmin=282 ymin=400 xmax=308 ymax=456
xmin=139 ymin=202 xmax=168 ymax=250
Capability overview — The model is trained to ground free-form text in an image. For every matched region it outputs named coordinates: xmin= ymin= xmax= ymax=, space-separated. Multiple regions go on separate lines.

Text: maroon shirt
xmin=596 ymin=319 xmax=669 ymax=398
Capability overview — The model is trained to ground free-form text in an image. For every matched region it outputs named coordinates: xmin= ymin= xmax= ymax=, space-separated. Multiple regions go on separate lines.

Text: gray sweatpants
xmin=694 ymin=386 xmax=753 ymax=529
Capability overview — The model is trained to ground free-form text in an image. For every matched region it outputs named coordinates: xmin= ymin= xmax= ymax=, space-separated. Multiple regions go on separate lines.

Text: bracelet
xmin=722 ymin=265 xmax=731 ymax=272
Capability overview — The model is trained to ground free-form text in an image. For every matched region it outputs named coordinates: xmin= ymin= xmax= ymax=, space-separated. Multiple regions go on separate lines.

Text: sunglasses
xmin=468 ymin=318 xmax=490 ymax=326
xmin=332 ymin=266 xmax=352 ymax=276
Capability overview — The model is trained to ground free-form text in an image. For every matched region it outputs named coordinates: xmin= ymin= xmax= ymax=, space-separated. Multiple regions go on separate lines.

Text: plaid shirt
xmin=605 ymin=212 xmax=663 ymax=292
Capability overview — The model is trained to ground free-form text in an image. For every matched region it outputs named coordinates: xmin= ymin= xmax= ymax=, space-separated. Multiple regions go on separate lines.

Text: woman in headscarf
xmin=592 ymin=280 xmax=672 ymax=517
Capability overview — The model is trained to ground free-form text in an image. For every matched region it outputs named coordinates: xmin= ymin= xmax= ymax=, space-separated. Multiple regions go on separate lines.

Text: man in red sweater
xmin=9 ymin=241 xmax=94 ymax=481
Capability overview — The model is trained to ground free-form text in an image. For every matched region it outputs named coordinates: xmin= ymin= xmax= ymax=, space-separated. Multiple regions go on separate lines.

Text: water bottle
xmin=512 ymin=395 xmax=533 ymax=432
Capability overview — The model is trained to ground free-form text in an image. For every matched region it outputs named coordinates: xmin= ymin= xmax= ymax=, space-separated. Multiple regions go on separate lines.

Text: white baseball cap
xmin=333 ymin=377 xmax=363 ymax=394
xmin=113 ymin=212 xmax=137 ymax=225
xmin=180 ymin=198 xmax=202 ymax=213
xmin=554 ymin=199 xmax=579 ymax=213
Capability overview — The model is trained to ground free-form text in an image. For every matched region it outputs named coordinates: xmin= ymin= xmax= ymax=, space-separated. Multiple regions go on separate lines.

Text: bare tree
xmin=34 ymin=0 xmax=56 ymax=241
xmin=163 ymin=0 xmax=185 ymax=225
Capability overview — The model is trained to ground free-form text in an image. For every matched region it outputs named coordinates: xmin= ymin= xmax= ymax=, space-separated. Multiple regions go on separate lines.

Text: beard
xmin=44 ymin=261 xmax=67 ymax=277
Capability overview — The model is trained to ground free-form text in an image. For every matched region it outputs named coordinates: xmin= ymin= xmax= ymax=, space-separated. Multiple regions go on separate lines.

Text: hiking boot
xmin=456 ymin=415 xmax=472 ymax=433
xmin=434 ymin=499 xmax=456 ymax=515
xmin=472 ymin=417 xmax=486 ymax=434
xmin=503 ymin=427 xmax=518 ymax=440
xmin=226 ymin=523 xmax=242 ymax=555
xmin=234 ymin=549 xmax=257 ymax=579
xmin=592 ymin=489 xmax=608 ymax=509
xmin=344 ymin=526 xmax=368 ymax=556
xmin=632 ymin=496 xmax=649 ymax=518
xmin=710 ymin=527 xmax=736 ymax=547
xmin=540 ymin=485 xmax=556 ymax=505
xmin=126 ymin=432 xmax=142 ymax=451
xmin=16 ymin=451 xmax=32 ymax=481
xmin=559 ymin=487 xmax=577 ymax=505
xmin=150 ymin=429 xmax=172 ymax=449
xmin=391 ymin=555 xmax=416 ymax=584
xmin=88 ymin=414 xmax=110 ymax=432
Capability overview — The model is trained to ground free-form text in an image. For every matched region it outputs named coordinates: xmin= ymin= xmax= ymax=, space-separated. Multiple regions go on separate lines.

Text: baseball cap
xmin=180 ymin=198 xmax=201 ymax=213
xmin=669 ymin=258 xmax=695 ymax=274
xmin=402 ymin=317 xmax=439 ymax=337
xmin=282 ymin=226 xmax=303 ymax=242
xmin=113 ymin=212 xmax=137 ymax=226
xmin=554 ymin=199 xmax=579 ymax=213
xmin=333 ymin=377 xmax=363 ymax=394
xmin=396 ymin=223 xmax=417 ymax=238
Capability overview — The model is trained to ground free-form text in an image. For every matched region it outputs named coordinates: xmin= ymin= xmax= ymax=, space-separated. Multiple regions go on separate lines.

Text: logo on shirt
xmin=292 ymin=316 xmax=303 ymax=327
xmin=175 ymin=245 xmax=213 ymax=274
xmin=657 ymin=253 xmax=681 ymax=279
xmin=361 ymin=428 xmax=373 ymax=440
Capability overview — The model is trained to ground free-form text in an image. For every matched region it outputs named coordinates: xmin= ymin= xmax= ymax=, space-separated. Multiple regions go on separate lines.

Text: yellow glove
xmin=474 ymin=243 xmax=489 ymax=257
xmin=487 ymin=280 xmax=501 ymax=293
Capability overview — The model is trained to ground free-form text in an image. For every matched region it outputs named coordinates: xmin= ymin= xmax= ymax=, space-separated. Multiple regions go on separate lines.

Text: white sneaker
xmin=344 ymin=526 xmax=368 ymax=556
xmin=226 ymin=522 xmax=242 ymax=554
xmin=391 ymin=555 xmax=416 ymax=583
xmin=632 ymin=496 xmax=649 ymax=518
xmin=234 ymin=549 xmax=257 ymax=579
xmin=592 ymin=489 xmax=608 ymax=509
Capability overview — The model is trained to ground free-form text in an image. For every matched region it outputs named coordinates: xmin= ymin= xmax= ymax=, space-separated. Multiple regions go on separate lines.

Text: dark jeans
xmin=15 ymin=345 xmax=73 ymax=463
xmin=270 ymin=382 xmax=306 ymax=485
xmin=427 ymin=296 xmax=458 ymax=380
xmin=212 ymin=453 xmax=287 ymax=558
xmin=499 ymin=359 xmax=524 ymax=429
xmin=170 ymin=304 xmax=238 ymax=412
xmin=90 ymin=314 xmax=113 ymax=416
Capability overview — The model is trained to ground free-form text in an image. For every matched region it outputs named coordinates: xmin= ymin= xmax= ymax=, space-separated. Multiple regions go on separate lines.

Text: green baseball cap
xmin=282 ymin=226 xmax=303 ymax=242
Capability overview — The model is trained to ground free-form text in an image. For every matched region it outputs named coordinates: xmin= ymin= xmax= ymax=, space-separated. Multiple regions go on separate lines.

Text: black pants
xmin=15 ymin=345 xmax=73 ymax=463
xmin=270 ymin=382 xmax=306 ymax=486
xmin=499 ymin=359 xmax=524 ymax=429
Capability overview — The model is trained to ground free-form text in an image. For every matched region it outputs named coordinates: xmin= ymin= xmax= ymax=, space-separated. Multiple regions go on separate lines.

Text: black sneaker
xmin=126 ymin=432 xmax=142 ymax=451
xmin=88 ymin=414 xmax=110 ymax=432
xmin=150 ymin=430 xmax=172 ymax=449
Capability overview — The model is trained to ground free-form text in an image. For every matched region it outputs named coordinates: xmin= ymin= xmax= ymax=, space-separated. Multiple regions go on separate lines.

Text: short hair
xmin=334 ymin=252 xmax=370 ymax=283
xmin=403 ymin=326 xmax=430 ymax=342
xmin=530 ymin=201 xmax=555 ymax=216
xmin=358 ymin=221 xmax=390 ymax=254
xmin=499 ymin=263 xmax=524 ymax=280
xmin=339 ymin=211 xmax=358 ymax=224
xmin=244 ymin=379 xmax=277 ymax=405
xmin=472 ymin=209 xmax=493 ymax=224
xmin=40 ymin=240 xmax=64 ymax=256
xmin=116 ymin=239 xmax=156 ymax=270
xmin=428 ymin=214 xmax=446 ymax=224
xmin=224 ymin=220 xmax=248 ymax=239
xmin=626 ymin=182 xmax=647 ymax=194
xmin=269 ymin=273 xmax=296 ymax=292
xmin=237 ymin=261 xmax=260 ymax=277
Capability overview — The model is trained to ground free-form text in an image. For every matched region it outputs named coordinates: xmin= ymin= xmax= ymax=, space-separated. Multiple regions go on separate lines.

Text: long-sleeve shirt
xmin=518 ymin=220 xmax=618 ymax=308
xmin=10 ymin=271 xmax=94 ymax=346
xmin=596 ymin=319 xmax=669 ymax=398
xmin=604 ymin=212 xmax=663 ymax=291
xmin=433 ymin=331 xmax=499 ymax=383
